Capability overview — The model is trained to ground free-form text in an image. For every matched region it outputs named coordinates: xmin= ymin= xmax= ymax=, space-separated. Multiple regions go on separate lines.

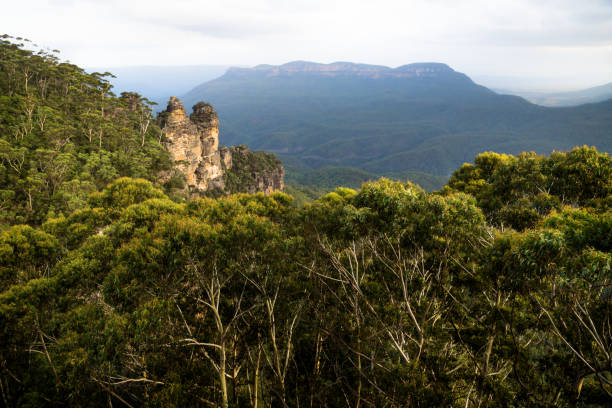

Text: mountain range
xmin=181 ymin=61 xmax=612 ymax=187
xmin=498 ymin=82 xmax=612 ymax=107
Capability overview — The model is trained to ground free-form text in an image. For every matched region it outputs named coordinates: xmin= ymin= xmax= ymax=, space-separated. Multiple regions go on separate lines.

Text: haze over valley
xmin=85 ymin=60 xmax=611 ymax=193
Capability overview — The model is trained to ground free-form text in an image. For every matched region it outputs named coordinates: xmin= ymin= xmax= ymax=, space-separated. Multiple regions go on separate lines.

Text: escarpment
xmin=160 ymin=97 xmax=284 ymax=195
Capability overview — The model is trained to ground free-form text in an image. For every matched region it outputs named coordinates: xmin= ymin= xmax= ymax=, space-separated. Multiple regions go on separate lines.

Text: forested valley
xmin=0 ymin=35 xmax=611 ymax=407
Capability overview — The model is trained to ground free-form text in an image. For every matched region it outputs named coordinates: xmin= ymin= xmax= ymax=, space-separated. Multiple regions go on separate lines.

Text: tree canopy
xmin=0 ymin=35 xmax=177 ymax=225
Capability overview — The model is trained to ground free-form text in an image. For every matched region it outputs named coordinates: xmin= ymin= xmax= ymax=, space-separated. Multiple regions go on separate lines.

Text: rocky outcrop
xmin=160 ymin=97 xmax=283 ymax=195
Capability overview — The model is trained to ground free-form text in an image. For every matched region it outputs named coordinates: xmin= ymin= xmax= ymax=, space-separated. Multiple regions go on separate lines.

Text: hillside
xmin=183 ymin=61 xmax=612 ymax=179
xmin=0 ymin=35 xmax=179 ymax=225
xmin=501 ymin=82 xmax=612 ymax=107
xmin=0 ymin=36 xmax=283 ymax=225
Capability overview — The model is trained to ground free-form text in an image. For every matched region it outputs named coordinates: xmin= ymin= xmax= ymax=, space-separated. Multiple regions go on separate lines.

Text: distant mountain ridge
xmin=224 ymin=61 xmax=469 ymax=80
xmin=499 ymin=82 xmax=612 ymax=107
xmin=182 ymin=60 xmax=611 ymax=187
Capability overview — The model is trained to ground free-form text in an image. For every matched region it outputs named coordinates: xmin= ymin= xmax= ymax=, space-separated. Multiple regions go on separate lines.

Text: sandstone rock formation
xmin=160 ymin=97 xmax=283 ymax=195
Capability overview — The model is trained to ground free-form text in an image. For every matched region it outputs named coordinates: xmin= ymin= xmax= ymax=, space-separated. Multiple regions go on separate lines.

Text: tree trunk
xmin=219 ymin=342 xmax=229 ymax=408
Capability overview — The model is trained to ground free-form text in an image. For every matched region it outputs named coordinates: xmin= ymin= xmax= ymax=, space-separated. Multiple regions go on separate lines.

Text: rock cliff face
xmin=160 ymin=97 xmax=283 ymax=195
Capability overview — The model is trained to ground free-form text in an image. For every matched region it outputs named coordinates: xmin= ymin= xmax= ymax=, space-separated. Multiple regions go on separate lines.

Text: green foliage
xmin=88 ymin=177 xmax=166 ymax=210
xmin=1 ymin=143 xmax=611 ymax=405
xmin=0 ymin=225 xmax=59 ymax=291
xmin=283 ymin=165 xmax=448 ymax=207
xmin=222 ymin=145 xmax=283 ymax=194
xmin=0 ymin=35 xmax=174 ymax=225
xmin=447 ymin=146 xmax=612 ymax=230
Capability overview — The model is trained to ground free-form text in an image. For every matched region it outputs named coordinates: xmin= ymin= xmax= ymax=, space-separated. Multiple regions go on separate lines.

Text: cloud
xmin=452 ymin=0 xmax=612 ymax=47
xmin=100 ymin=0 xmax=314 ymax=38
xmin=1 ymin=0 xmax=610 ymax=87
xmin=145 ymin=16 xmax=294 ymax=40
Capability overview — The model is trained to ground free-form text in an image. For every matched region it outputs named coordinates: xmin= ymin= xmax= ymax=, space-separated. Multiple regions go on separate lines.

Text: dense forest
xmin=0 ymin=36 xmax=611 ymax=407
xmin=0 ymin=35 xmax=181 ymax=226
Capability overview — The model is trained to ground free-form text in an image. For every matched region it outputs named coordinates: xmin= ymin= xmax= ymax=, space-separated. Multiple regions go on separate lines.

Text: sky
xmin=3 ymin=0 xmax=612 ymax=90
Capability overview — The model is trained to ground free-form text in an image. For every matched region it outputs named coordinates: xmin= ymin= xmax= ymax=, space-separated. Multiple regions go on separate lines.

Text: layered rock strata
xmin=160 ymin=97 xmax=283 ymax=195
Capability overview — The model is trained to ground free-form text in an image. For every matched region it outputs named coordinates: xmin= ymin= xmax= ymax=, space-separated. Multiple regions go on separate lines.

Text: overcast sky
xmin=3 ymin=0 xmax=612 ymax=90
